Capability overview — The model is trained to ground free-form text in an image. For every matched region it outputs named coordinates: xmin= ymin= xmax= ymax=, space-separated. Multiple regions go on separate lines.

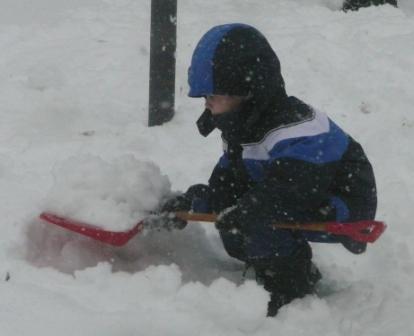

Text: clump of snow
xmin=43 ymin=154 xmax=171 ymax=231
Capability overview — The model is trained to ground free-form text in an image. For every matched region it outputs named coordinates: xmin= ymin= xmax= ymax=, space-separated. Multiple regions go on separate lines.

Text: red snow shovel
xmin=39 ymin=212 xmax=145 ymax=246
xmin=39 ymin=211 xmax=386 ymax=247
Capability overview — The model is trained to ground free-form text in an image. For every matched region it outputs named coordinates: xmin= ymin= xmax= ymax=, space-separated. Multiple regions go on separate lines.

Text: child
xmin=160 ymin=23 xmax=377 ymax=316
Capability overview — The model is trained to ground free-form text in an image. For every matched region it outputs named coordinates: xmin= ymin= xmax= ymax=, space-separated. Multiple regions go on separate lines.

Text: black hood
xmin=189 ymin=24 xmax=289 ymax=139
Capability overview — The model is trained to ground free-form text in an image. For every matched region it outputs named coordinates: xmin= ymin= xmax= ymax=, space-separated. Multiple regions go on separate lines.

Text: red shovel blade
xmin=326 ymin=220 xmax=387 ymax=243
xmin=39 ymin=212 xmax=144 ymax=246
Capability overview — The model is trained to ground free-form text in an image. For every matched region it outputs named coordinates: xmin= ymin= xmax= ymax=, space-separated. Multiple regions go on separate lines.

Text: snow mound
xmin=43 ymin=154 xmax=171 ymax=231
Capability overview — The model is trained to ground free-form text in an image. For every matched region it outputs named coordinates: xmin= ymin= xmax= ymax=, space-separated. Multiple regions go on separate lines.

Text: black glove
xmin=150 ymin=184 xmax=212 ymax=231
xmin=215 ymin=206 xmax=244 ymax=232
xmin=157 ymin=193 xmax=192 ymax=230
xmin=160 ymin=193 xmax=192 ymax=213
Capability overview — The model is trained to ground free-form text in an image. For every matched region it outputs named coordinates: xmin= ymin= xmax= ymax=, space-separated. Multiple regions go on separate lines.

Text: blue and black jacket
xmin=187 ymin=24 xmax=377 ymax=255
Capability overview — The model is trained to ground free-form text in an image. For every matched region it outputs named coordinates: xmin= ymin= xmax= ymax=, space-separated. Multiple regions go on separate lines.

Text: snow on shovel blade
xmin=39 ymin=212 xmax=144 ymax=246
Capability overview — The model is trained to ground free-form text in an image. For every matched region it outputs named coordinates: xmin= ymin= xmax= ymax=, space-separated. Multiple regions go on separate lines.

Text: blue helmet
xmin=188 ymin=23 xmax=286 ymax=101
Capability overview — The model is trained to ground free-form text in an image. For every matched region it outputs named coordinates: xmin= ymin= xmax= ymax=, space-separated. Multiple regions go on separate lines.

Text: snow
xmin=43 ymin=154 xmax=171 ymax=231
xmin=0 ymin=0 xmax=414 ymax=335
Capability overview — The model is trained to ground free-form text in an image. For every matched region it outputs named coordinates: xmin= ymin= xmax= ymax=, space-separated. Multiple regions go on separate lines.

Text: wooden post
xmin=148 ymin=0 xmax=177 ymax=126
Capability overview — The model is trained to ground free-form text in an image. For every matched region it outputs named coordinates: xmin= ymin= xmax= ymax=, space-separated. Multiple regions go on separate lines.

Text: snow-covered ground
xmin=1 ymin=0 xmax=414 ymax=335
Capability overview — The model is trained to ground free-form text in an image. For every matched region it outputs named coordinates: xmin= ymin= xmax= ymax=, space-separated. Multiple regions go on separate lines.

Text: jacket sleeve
xmin=207 ymin=153 xmax=252 ymax=213
xmin=185 ymin=153 xmax=250 ymax=214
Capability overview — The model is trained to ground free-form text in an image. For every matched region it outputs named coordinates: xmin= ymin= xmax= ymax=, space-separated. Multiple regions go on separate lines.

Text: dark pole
xmin=148 ymin=0 xmax=177 ymax=126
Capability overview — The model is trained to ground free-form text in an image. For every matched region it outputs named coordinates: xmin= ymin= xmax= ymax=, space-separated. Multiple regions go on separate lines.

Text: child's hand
xmin=156 ymin=193 xmax=192 ymax=230
xmin=160 ymin=194 xmax=192 ymax=213
xmin=215 ymin=206 xmax=242 ymax=232
xmin=153 ymin=184 xmax=212 ymax=231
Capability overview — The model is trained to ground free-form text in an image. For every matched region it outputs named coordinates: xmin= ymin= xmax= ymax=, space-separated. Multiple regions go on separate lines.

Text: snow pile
xmin=1 ymin=262 xmax=269 ymax=335
xmin=43 ymin=155 xmax=171 ymax=231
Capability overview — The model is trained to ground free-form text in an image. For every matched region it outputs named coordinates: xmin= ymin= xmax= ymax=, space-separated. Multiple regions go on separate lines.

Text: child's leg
xmin=248 ymin=227 xmax=321 ymax=315
xmin=219 ymin=222 xmax=321 ymax=316
xmin=251 ymin=245 xmax=321 ymax=316
xmin=219 ymin=230 xmax=248 ymax=262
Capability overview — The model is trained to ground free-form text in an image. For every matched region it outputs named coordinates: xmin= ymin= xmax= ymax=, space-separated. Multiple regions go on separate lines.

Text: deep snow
xmin=1 ymin=0 xmax=414 ymax=335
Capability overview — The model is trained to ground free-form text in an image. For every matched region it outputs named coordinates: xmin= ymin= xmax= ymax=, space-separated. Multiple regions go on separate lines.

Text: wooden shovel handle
xmin=176 ymin=212 xmax=327 ymax=231
xmin=175 ymin=211 xmax=386 ymax=243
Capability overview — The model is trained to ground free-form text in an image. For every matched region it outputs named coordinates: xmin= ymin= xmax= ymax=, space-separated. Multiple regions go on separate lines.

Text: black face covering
xmin=196 ymin=102 xmax=252 ymax=142
xmin=196 ymin=108 xmax=244 ymax=142
xmin=196 ymin=109 xmax=216 ymax=137
xmin=211 ymin=109 xmax=244 ymax=143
